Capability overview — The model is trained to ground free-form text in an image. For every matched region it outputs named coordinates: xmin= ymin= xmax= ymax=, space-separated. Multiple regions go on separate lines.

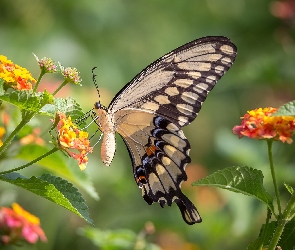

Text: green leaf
xmin=192 ymin=166 xmax=275 ymax=214
xmin=279 ymin=218 xmax=295 ymax=249
xmin=16 ymin=144 xmax=99 ymax=200
xmin=0 ymin=172 xmax=93 ymax=224
xmin=284 ymin=183 xmax=294 ymax=194
xmin=0 ymin=89 xmax=54 ymax=113
xmin=272 ymin=100 xmax=295 ymax=116
xmin=248 ymin=219 xmax=295 ymax=249
xmin=247 ymin=222 xmax=277 ymax=250
xmin=40 ymin=97 xmax=86 ymax=126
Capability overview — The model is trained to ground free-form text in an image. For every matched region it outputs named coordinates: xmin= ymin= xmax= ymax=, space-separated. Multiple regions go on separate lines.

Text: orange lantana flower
xmin=0 ymin=55 xmax=36 ymax=90
xmin=233 ymin=107 xmax=295 ymax=144
xmin=0 ymin=203 xmax=47 ymax=245
xmin=55 ymin=112 xmax=92 ymax=170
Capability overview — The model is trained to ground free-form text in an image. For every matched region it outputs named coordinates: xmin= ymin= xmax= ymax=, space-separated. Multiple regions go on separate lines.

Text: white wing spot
xmin=193 ymin=83 xmax=209 ymax=92
xmin=221 ymin=57 xmax=232 ymax=65
xmin=178 ymin=116 xmax=189 ymax=126
xmin=206 ymin=75 xmax=216 ymax=83
xmin=166 ymin=122 xmax=179 ymax=133
xmin=141 ymin=102 xmax=159 ymax=112
xmin=220 ymin=44 xmax=234 ymax=55
xmin=177 ymin=104 xmax=194 ymax=116
xmin=181 ymin=92 xmax=199 ymax=104
xmin=186 ymin=148 xmax=190 ymax=156
xmin=196 ymin=62 xmax=211 ymax=71
xmin=177 ymin=130 xmax=186 ymax=139
xmin=154 ymin=95 xmax=170 ymax=105
xmin=174 ymin=79 xmax=193 ymax=88
xmin=165 ymin=87 xmax=179 ymax=96
xmin=215 ymin=65 xmax=224 ymax=74
xmin=187 ymin=71 xmax=201 ymax=80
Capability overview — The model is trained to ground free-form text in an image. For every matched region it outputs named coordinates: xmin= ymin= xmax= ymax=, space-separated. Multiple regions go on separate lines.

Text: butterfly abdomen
xmin=94 ymin=103 xmax=116 ymax=166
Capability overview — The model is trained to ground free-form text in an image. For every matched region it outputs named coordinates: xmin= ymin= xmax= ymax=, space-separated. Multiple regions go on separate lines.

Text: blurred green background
xmin=1 ymin=0 xmax=295 ymax=249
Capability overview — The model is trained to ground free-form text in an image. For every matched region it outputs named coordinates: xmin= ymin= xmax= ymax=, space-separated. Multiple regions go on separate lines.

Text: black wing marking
xmin=110 ymin=36 xmax=237 ymax=224
xmin=116 ymin=111 xmax=201 ymax=224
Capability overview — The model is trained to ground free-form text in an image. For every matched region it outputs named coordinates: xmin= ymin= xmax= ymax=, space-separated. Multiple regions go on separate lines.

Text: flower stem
xmin=268 ymin=192 xmax=295 ymax=249
xmin=33 ymin=71 xmax=45 ymax=92
xmin=267 ymin=140 xmax=282 ymax=216
xmin=0 ymin=147 xmax=59 ymax=175
xmin=0 ymin=117 xmax=32 ymax=157
xmin=52 ymin=80 xmax=68 ymax=96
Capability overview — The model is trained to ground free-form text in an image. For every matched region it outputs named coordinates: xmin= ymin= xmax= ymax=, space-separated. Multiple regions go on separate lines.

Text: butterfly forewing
xmin=101 ymin=36 xmax=236 ymax=225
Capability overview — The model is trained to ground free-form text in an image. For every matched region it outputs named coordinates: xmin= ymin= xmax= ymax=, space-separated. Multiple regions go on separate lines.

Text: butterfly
xmin=93 ymin=36 xmax=237 ymax=225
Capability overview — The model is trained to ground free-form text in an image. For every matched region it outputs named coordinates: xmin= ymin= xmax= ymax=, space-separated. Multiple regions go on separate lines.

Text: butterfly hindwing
xmin=115 ymin=109 xmax=201 ymax=224
xmin=98 ymin=36 xmax=237 ymax=225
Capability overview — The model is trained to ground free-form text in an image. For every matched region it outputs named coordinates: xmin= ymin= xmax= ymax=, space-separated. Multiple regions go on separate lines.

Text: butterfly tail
xmin=174 ymin=194 xmax=202 ymax=225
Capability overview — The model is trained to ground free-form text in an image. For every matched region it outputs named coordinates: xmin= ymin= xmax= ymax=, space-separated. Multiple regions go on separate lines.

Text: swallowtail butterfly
xmin=94 ymin=36 xmax=237 ymax=225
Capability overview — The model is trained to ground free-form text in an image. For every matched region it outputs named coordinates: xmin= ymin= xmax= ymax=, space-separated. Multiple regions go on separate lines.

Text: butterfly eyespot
xmin=135 ymin=166 xmax=147 ymax=184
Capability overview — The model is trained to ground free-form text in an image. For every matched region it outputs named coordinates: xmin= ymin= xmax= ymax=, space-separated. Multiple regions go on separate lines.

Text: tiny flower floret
xmin=0 ymin=203 xmax=47 ymax=245
xmin=56 ymin=112 xmax=92 ymax=170
xmin=0 ymin=55 xmax=36 ymax=90
xmin=60 ymin=66 xmax=81 ymax=85
xmin=233 ymin=107 xmax=295 ymax=144
xmin=34 ymin=54 xmax=57 ymax=73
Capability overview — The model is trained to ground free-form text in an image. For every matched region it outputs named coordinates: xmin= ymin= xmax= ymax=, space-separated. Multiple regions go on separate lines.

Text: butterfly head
xmin=94 ymin=101 xmax=107 ymax=111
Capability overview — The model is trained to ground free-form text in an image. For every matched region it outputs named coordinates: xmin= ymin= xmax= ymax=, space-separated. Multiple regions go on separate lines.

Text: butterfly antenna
xmin=75 ymin=109 xmax=94 ymax=125
xmin=92 ymin=67 xmax=100 ymax=104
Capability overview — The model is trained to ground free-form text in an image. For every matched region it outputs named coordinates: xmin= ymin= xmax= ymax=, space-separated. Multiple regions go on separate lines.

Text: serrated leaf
xmin=16 ymin=144 xmax=99 ymax=200
xmin=272 ymin=100 xmax=295 ymax=116
xmin=248 ymin=219 xmax=295 ymax=250
xmin=0 ymin=172 xmax=93 ymax=224
xmin=192 ymin=166 xmax=275 ymax=214
xmin=40 ymin=97 xmax=86 ymax=126
xmin=0 ymin=89 xmax=54 ymax=113
xmin=279 ymin=218 xmax=295 ymax=249
xmin=38 ymin=90 xmax=54 ymax=106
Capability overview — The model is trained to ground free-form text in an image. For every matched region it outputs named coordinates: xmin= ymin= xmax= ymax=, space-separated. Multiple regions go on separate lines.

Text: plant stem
xmin=33 ymin=71 xmax=45 ymax=92
xmin=259 ymin=208 xmax=271 ymax=248
xmin=0 ymin=147 xmax=58 ymax=175
xmin=268 ymin=192 xmax=295 ymax=249
xmin=267 ymin=140 xmax=282 ymax=216
xmin=52 ymin=80 xmax=68 ymax=96
xmin=0 ymin=118 xmax=32 ymax=156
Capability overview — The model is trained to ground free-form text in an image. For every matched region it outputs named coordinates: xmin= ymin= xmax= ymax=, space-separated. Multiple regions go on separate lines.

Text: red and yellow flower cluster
xmin=0 ymin=203 xmax=47 ymax=245
xmin=56 ymin=112 xmax=93 ymax=170
xmin=233 ymin=107 xmax=295 ymax=144
xmin=0 ymin=55 xmax=36 ymax=90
